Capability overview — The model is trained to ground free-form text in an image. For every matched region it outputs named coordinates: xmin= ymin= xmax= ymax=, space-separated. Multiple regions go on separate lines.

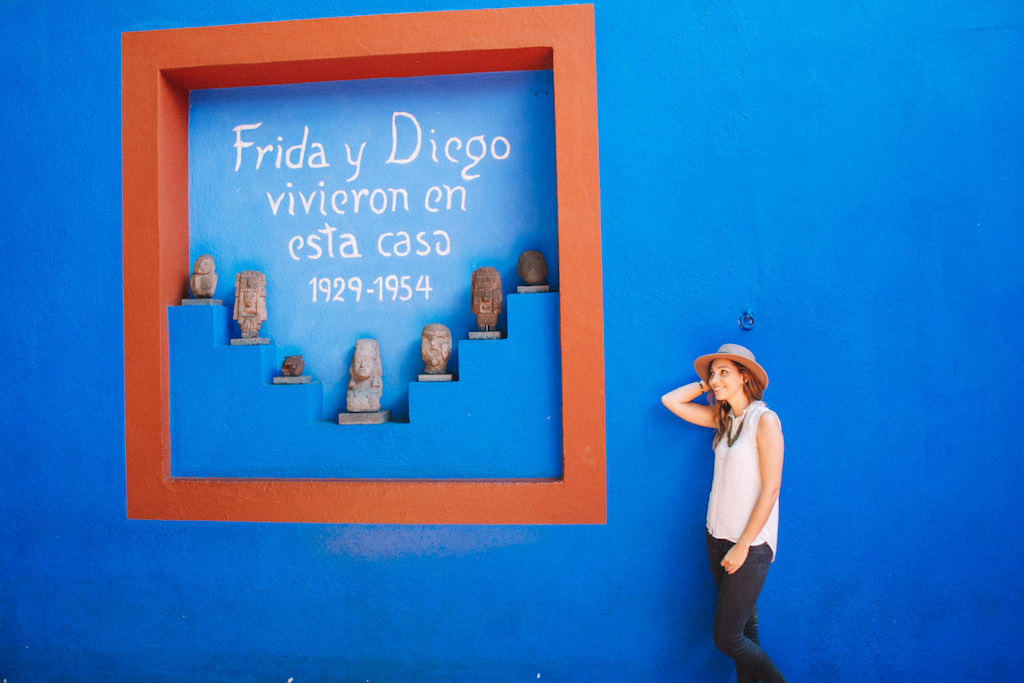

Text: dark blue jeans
xmin=705 ymin=531 xmax=787 ymax=683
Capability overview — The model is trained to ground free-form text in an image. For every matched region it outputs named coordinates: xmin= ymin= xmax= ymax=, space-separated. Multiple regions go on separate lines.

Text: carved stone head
xmin=189 ymin=254 xmax=218 ymax=298
xmin=517 ymin=250 xmax=547 ymax=285
xmin=471 ymin=266 xmax=503 ymax=330
xmin=281 ymin=355 xmax=304 ymax=377
xmin=347 ymin=338 xmax=383 ymax=412
xmin=350 ymin=339 xmax=381 ymax=382
xmin=421 ymin=323 xmax=452 ymax=374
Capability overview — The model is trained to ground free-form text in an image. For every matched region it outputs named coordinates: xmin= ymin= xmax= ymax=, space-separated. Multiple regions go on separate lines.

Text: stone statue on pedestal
xmin=233 ymin=271 xmax=267 ymax=339
xmin=517 ymin=250 xmax=550 ymax=293
xmin=346 ymin=339 xmax=383 ymax=413
xmin=339 ymin=339 xmax=390 ymax=423
xmin=419 ymin=323 xmax=453 ymax=381
xmin=471 ymin=266 xmax=502 ymax=332
xmin=189 ymin=254 xmax=218 ymax=298
xmin=273 ymin=354 xmax=311 ymax=384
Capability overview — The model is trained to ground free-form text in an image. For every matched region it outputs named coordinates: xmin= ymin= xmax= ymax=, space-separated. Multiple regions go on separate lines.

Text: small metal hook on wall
xmin=738 ymin=309 xmax=755 ymax=331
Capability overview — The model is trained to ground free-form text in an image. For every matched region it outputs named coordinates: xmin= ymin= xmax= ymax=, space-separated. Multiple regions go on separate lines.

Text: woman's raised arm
xmin=661 ymin=380 xmax=716 ymax=428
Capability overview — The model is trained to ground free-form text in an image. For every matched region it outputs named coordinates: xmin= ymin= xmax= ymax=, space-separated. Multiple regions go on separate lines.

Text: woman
xmin=661 ymin=343 xmax=786 ymax=683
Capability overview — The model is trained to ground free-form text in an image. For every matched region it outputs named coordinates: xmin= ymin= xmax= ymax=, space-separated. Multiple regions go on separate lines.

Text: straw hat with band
xmin=694 ymin=343 xmax=769 ymax=389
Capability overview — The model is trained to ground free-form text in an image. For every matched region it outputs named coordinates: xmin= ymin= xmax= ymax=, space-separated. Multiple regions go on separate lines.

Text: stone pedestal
xmin=230 ymin=337 xmax=270 ymax=345
xmin=338 ymin=410 xmax=392 ymax=425
xmin=418 ymin=373 xmax=454 ymax=382
xmin=517 ymin=285 xmax=550 ymax=293
xmin=181 ymin=298 xmax=223 ymax=306
xmin=468 ymin=331 xmax=504 ymax=340
xmin=272 ymin=375 xmax=312 ymax=384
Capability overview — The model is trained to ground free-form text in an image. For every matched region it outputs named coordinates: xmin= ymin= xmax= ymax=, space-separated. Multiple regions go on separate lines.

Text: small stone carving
xmin=233 ymin=271 xmax=267 ymax=339
xmin=471 ymin=266 xmax=503 ymax=331
xmin=518 ymin=250 xmax=547 ymax=285
xmin=420 ymin=323 xmax=452 ymax=379
xmin=281 ymin=355 xmax=305 ymax=376
xmin=346 ymin=339 xmax=383 ymax=413
xmin=517 ymin=250 xmax=551 ymax=293
xmin=273 ymin=354 xmax=311 ymax=384
xmin=189 ymin=254 xmax=218 ymax=298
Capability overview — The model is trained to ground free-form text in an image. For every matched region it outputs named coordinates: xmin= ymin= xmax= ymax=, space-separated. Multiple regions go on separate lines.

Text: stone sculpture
xmin=233 ymin=271 xmax=267 ymax=340
xmin=189 ymin=254 xmax=218 ymax=298
xmin=518 ymin=250 xmax=547 ymax=285
xmin=346 ymin=339 xmax=383 ymax=413
xmin=471 ymin=266 xmax=503 ymax=331
xmin=273 ymin=354 xmax=311 ymax=384
xmin=420 ymin=323 xmax=453 ymax=380
xmin=281 ymin=355 xmax=305 ymax=376
xmin=517 ymin=250 xmax=550 ymax=293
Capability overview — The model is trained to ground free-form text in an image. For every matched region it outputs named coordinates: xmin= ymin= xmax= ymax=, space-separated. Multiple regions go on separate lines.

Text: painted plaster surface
xmin=2 ymin=1 xmax=1023 ymax=680
xmin=188 ymin=71 xmax=557 ymax=421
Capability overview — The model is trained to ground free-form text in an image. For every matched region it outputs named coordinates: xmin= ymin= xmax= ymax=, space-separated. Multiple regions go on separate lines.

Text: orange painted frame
xmin=122 ymin=5 xmax=604 ymax=524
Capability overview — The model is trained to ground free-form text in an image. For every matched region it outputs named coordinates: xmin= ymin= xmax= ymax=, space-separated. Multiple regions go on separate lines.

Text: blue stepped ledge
xmin=168 ymin=293 xmax=563 ymax=479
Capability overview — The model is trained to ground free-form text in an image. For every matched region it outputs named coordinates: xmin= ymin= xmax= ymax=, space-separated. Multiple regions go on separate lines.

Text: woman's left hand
xmin=721 ymin=544 xmax=748 ymax=574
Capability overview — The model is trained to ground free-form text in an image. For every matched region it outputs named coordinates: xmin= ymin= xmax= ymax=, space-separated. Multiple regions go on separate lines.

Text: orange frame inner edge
xmin=122 ymin=5 xmax=605 ymax=524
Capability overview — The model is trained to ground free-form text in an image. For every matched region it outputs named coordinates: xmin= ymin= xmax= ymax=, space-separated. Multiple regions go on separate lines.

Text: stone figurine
xmin=281 ymin=355 xmax=305 ymax=377
xmin=233 ymin=271 xmax=267 ymax=338
xmin=421 ymin=323 xmax=452 ymax=375
xmin=273 ymin=354 xmax=310 ymax=384
xmin=189 ymin=254 xmax=218 ymax=298
xmin=346 ymin=338 xmax=383 ymax=413
xmin=517 ymin=250 xmax=547 ymax=286
xmin=471 ymin=266 xmax=503 ymax=331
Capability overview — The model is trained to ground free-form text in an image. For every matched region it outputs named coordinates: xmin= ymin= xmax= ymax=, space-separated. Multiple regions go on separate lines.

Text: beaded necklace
xmin=726 ymin=411 xmax=746 ymax=447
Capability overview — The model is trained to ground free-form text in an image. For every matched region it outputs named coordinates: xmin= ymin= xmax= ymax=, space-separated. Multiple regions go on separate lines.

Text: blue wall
xmin=187 ymin=71 xmax=559 ymax=422
xmin=2 ymin=1 xmax=1022 ymax=680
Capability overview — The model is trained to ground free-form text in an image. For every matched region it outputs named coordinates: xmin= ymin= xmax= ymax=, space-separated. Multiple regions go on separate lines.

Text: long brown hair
xmin=708 ymin=360 xmax=766 ymax=447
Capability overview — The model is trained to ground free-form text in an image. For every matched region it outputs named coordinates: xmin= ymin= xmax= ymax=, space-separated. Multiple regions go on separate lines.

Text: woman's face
xmin=708 ymin=359 xmax=746 ymax=405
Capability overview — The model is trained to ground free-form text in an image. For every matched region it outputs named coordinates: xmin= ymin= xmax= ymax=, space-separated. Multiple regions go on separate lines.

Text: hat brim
xmin=694 ymin=352 xmax=769 ymax=389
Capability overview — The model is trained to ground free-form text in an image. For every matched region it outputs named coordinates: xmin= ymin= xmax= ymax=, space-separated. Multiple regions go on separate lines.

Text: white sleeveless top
xmin=706 ymin=400 xmax=780 ymax=561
